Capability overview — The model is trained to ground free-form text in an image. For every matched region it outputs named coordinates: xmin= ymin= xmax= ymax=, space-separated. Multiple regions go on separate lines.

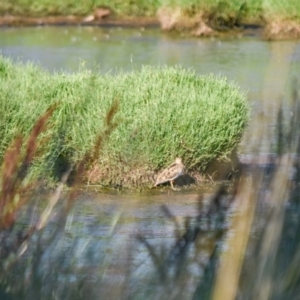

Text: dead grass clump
xmin=87 ymin=161 xmax=156 ymax=188
xmin=157 ymin=6 xmax=216 ymax=37
xmin=264 ymin=19 xmax=300 ymax=40
xmin=157 ymin=4 xmax=249 ymax=37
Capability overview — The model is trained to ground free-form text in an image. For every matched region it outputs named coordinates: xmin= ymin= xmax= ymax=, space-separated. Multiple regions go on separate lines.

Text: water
xmin=0 ymin=26 xmax=298 ymax=89
xmin=1 ymin=26 xmax=300 ymax=299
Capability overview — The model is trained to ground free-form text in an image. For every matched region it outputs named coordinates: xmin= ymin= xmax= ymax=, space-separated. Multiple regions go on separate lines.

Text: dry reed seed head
xmin=91 ymin=135 xmax=104 ymax=163
xmin=0 ymin=105 xmax=57 ymax=230
xmin=105 ymin=100 xmax=119 ymax=127
xmin=91 ymin=101 xmax=119 ymax=163
xmin=2 ymin=136 xmax=23 ymax=179
xmin=25 ymin=103 xmax=57 ymax=164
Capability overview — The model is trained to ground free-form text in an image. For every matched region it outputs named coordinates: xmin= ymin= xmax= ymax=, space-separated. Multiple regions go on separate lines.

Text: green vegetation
xmin=1 ymin=1 xmax=300 ymax=38
xmin=0 ymin=0 xmax=299 ymax=22
xmin=0 ymin=0 xmax=161 ymax=17
xmin=0 ymin=55 xmax=248 ymax=187
xmin=160 ymin=0 xmax=263 ymax=23
xmin=263 ymin=0 xmax=300 ymax=20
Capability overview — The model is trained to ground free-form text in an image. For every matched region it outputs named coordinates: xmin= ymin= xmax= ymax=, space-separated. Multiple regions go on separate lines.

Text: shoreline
xmin=0 ymin=15 xmax=159 ymax=28
xmin=0 ymin=14 xmax=299 ymax=40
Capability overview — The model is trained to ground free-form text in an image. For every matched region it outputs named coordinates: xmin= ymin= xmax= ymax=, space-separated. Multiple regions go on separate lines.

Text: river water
xmin=1 ymin=26 xmax=300 ymax=299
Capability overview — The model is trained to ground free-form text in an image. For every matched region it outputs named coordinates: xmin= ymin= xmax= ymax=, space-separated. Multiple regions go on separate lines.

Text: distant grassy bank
xmin=0 ymin=0 xmax=300 ymax=38
xmin=0 ymin=56 xmax=249 ymax=188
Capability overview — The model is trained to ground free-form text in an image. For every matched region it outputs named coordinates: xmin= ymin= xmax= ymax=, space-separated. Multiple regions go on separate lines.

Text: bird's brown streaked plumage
xmin=154 ymin=157 xmax=185 ymax=189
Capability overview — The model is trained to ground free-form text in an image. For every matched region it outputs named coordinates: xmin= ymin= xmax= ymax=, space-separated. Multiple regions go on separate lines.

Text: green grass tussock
xmin=0 ymin=56 xmax=249 ymax=187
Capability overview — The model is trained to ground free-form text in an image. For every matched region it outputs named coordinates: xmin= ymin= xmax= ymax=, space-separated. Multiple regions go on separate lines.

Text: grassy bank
xmin=0 ymin=0 xmax=299 ymax=23
xmin=0 ymin=56 xmax=248 ymax=187
xmin=0 ymin=0 xmax=159 ymax=17
xmin=1 ymin=1 xmax=300 ymax=38
xmin=0 ymin=0 xmax=287 ymax=20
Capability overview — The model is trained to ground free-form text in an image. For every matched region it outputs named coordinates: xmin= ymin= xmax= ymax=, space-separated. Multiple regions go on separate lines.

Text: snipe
xmin=154 ymin=157 xmax=185 ymax=189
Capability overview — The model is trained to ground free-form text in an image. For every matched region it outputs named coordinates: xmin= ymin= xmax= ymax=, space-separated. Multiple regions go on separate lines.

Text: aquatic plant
xmin=0 ymin=56 xmax=248 ymax=187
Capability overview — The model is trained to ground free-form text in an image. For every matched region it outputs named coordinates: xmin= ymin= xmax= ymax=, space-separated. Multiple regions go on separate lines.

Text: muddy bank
xmin=0 ymin=14 xmax=159 ymax=28
xmin=264 ymin=19 xmax=300 ymax=40
xmin=0 ymin=12 xmax=299 ymax=40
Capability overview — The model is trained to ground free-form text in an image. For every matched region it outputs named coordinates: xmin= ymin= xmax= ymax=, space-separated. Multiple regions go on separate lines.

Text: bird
xmin=154 ymin=157 xmax=185 ymax=189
